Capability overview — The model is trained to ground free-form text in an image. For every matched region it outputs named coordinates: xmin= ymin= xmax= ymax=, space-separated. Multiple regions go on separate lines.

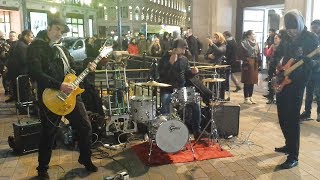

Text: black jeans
xmin=243 ymin=84 xmax=254 ymax=98
xmin=304 ymin=78 xmax=320 ymax=115
xmin=37 ymin=96 xmax=92 ymax=172
xmin=276 ymin=88 xmax=303 ymax=161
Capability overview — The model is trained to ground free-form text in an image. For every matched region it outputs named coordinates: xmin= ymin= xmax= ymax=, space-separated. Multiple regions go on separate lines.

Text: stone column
xmin=284 ymin=0 xmax=313 ymax=27
xmin=192 ymin=0 xmax=236 ymax=51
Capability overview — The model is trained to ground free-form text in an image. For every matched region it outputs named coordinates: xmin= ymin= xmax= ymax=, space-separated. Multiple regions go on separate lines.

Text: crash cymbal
xmin=202 ymin=78 xmax=226 ymax=83
xmin=133 ymin=81 xmax=171 ymax=87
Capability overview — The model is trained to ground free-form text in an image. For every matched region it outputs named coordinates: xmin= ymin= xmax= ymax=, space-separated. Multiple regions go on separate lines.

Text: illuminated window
xmin=135 ymin=7 xmax=140 ymax=21
xmin=66 ymin=17 xmax=84 ymax=37
xmin=0 ymin=11 xmax=11 ymax=35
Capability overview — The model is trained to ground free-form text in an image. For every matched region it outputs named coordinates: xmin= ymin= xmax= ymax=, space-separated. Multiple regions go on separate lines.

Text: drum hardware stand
xmin=193 ymin=73 xmax=223 ymax=149
xmin=105 ymin=62 xmax=137 ymax=136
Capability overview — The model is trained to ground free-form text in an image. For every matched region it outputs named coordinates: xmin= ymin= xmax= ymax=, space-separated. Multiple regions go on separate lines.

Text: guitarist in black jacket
xmin=27 ymin=17 xmax=98 ymax=179
xmin=275 ymin=9 xmax=319 ymax=169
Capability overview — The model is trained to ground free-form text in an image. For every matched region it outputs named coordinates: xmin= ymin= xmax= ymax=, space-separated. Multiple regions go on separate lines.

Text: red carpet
xmin=131 ymin=140 xmax=233 ymax=166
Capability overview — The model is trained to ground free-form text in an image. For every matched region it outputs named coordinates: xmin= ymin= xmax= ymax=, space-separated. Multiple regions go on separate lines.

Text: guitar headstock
xmin=99 ymin=46 xmax=113 ymax=57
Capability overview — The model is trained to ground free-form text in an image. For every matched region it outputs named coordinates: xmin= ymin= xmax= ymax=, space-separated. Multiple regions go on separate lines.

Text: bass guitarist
xmin=27 ymin=17 xmax=98 ymax=179
xmin=275 ymin=9 xmax=319 ymax=169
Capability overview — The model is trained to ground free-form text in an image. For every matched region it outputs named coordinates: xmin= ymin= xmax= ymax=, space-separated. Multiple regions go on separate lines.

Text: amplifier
xmin=11 ymin=119 xmax=41 ymax=154
xmin=201 ymin=102 xmax=240 ymax=138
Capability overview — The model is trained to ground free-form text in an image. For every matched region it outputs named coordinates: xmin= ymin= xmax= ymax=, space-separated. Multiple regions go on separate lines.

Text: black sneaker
xmin=299 ymin=111 xmax=311 ymax=120
xmin=38 ymin=171 xmax=49 ymax=180
xmin=78 ymin=159 xmax=98 ymax=172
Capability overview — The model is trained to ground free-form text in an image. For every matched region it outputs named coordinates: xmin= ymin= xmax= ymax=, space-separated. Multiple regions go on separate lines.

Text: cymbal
xmin=202 ymin=78 xmax=226 ymax=83
xmin=95 ymin=68 xmax=150 ymax=73
xmin=196 ymin=65 xmax=230 ymax=69
xmin=133 ymin=81 xmax=171 ymax=87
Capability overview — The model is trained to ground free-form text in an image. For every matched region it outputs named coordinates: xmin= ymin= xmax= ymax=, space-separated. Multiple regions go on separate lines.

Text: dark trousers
xmin=243 ymin=84 xmax=254 ymax=98
xmin=267 ymin=61 xmax=277 ymax=99
xmin=304 ymin=78 xmax=320 ymax=114
xmin=276 ymin=89 xmax=303 ymax=161
xmin=37 ymin=96 xmax=92 ymax=172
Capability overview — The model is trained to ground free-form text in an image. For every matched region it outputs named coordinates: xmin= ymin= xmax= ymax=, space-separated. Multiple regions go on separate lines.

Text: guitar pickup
xmin=57 ymin=92 xmax=68 ymax=101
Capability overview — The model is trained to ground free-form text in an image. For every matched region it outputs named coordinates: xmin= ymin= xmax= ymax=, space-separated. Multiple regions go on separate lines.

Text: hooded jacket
xmin=280 ymin=9 xmax=319 ymax=94
xmin=27 ymin=30 xmax=76 ymax=98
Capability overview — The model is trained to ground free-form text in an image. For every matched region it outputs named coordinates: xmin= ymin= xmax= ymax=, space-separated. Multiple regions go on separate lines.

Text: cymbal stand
xmin=147 ymin=86 xmax=156 ymax=162
xmin=193 ymin=73 xmax=221 ymax=148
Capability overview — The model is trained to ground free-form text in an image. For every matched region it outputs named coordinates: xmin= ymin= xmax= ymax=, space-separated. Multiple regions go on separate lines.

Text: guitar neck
xmin=283 ymin=46 xmax=320 ymax=77
xmin=283 ymin=60 xmax=304 ymax=76
xmin=73 ymin=55 xmax=103 ymax=86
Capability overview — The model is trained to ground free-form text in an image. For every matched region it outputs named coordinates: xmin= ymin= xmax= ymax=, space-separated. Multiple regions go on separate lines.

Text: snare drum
xmin=130 ymin=96 xmax=156 ymax=122
xmin=172 ymin=86 xmax=200 ymax=104
xmin=150 ymin=118 xmax=189 ymax=153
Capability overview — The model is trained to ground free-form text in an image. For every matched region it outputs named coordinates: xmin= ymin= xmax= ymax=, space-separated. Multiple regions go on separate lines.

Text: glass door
xmin=243 ymin=8 xmax=266 ymax=68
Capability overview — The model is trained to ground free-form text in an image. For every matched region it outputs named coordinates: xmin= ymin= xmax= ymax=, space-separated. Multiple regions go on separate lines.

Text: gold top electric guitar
xmin=42 ymin=46 xmax=113 ymax=116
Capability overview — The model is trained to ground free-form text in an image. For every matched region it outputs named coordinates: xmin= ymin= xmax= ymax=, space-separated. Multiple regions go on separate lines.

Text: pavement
xmin=1 ymin=73 xmax=320 ymax=180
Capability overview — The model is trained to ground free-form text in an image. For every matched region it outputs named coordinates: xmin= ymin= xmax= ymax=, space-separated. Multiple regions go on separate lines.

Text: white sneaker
xmin=250 ymin=97 xmax=256 ymax=104
xmin=317 ymin=113 xmax=320 ymax=122
xmin=244 ymin=98 xmax=252 ymax=104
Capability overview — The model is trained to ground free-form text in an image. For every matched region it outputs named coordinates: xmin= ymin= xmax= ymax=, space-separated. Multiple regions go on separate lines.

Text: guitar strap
xmin=52 ymin=44 xmax=72 ymax=75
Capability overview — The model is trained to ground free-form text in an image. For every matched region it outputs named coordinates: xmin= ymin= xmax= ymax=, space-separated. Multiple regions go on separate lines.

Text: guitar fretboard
xmin=73 ymin=55 xmax=103 ymax=86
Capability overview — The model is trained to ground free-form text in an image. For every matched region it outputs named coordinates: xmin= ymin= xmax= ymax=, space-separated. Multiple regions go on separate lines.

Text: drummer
xmin=158 ymin=39 xmax=203 ymax=140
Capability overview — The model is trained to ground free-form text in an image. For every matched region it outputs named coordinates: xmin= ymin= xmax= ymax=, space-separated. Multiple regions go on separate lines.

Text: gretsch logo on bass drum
xmin=169 ymin=123 xmax=181 ymax=132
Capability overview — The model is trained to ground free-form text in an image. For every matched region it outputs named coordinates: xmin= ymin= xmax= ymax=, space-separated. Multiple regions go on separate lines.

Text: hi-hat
xmin=202 ymin=78 xmax=226 ymax=83
xmin=133 ymin=81 xmax=171 ymax=87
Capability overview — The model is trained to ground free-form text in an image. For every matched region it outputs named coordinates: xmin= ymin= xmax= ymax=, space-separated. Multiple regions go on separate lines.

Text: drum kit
xmin=102 ymin=62 xmax=230 ymax=161
xmin=129 ymin=80 xmax=198 ymax=161
xmin=129 ymin=67 xmax=228 ymax=161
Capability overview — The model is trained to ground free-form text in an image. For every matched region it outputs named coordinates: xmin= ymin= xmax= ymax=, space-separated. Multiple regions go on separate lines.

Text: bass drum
xmin=155 ymin=120 xmax=189 ymax=153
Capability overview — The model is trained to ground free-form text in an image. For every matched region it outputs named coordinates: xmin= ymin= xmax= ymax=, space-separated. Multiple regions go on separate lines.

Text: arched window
xmin=135 ymin=7 xmax=140 ymax=21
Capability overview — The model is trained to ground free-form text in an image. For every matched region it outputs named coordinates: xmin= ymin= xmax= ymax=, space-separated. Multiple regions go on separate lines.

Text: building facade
xmin=0 ymin=0 xmax=97 ymax=38
xmin=96 ymin=0 xmax=191 ymax=38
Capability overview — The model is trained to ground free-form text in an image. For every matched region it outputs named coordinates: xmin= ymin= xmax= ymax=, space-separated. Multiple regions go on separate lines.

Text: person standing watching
xmin=27 ymin=17 xmax=98 ymax=179
xmin=5 ymin=30 xmax=34 ymax=103
xmin=238 ymin=30 xmax=261 ymax=104
xmin=186 ymin=29 xmax=199 ymax=62
xmin=299 ymin=19 xmax=320 ymax=121
xmin=275 ymin=10 xmax=318 ymax=169
xmin=223 ymin=31 xmax=242 ymax=93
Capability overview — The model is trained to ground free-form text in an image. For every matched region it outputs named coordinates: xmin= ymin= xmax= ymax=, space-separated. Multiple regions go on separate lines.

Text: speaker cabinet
xmin=12 ymin=119 xmax=41 ymax=154
xmin=201 ymin=102 xmax=240 ymax=138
